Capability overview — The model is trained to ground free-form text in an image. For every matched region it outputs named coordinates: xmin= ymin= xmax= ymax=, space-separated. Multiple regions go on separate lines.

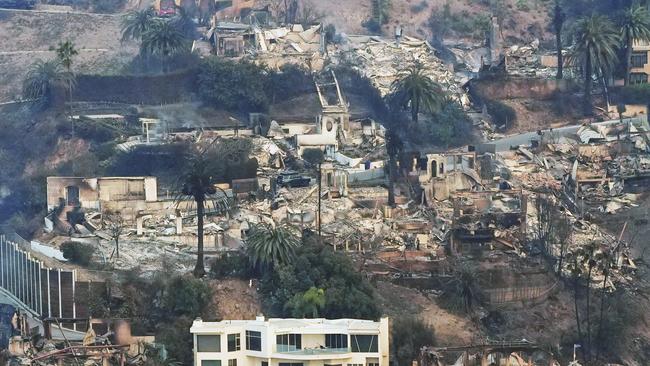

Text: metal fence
xmin=484 ymin=281 xmax=559 ymax=306
xmin=0 ymin=235 xmax=78 ymax=320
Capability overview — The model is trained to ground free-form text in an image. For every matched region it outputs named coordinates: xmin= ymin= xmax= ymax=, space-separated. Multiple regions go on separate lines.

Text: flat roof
xmin=191 ymin=318 xmax=385 ymax=334
xmin=47 ymin=176 xmax=156 ymax=180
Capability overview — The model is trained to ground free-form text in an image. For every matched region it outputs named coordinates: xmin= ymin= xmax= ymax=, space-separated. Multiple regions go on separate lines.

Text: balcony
xmin=276 ymin=347 xmax=350 ymax=355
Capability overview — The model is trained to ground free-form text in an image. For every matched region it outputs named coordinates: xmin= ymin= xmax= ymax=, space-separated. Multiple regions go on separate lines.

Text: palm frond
xmin=141 ymin=19 xmax=189 ymax=57
xmin=246 ymin=223 xmax=300 ymax=270
xmin=568 ymin=15 xmax=620 ymax=74
xmin=22 ymin=59 xmax=76 ymax=104
xmin=121 ymin=8 xmax=157 ymax=42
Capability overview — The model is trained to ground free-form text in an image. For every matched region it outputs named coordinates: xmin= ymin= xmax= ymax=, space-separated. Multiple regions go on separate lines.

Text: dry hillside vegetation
xmin=303 ymin=0 xmax=552 ymax=42
xmin=0 ymin=9 xmax=138 ymax=101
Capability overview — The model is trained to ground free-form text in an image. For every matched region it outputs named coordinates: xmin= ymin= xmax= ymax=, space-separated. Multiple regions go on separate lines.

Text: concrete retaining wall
xmin=69 ymin=69 xmax=199 ymax=105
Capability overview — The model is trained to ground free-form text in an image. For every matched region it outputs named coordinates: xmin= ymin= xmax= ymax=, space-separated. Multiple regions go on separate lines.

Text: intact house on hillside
xmin=191 ymin=317 xmax=390 ymax=366
xmin=630 ymin=39 xmax=650 ymax=84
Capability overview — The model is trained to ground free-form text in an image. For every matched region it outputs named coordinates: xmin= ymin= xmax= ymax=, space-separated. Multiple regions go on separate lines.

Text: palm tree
xmin=54 ymin=40 xmax=79 ymax=171
xmin=552 ymin=0 xmax=565 ymax=79
xmin=141 ymin=19 xmax=189 ymax=72
xmin=176 ymin=149 xmax=231 ymax=278
xmin=570 ymin=15 xmax=620 ymax=115
xmin=389 ymin=62 xmax=444 ymax=124
xmin=445 ymin=264 xmax=482 ymax=314
xmin=54 ymin=40 xmax=78 ymax=72
xmin=290 ymin=287 xmax=326 ymax=318
xmin=620 ymin=4 xmax=650 ymax=85
xmin=246 ymin=223 xmax=300 ymax=270
xmin=171 ymin=6 xmax=197 ymax=39
xmin=22 ymin=60 xmax=76 ymax=107
xmin=121 ymin=8 xmax=158 ymax=42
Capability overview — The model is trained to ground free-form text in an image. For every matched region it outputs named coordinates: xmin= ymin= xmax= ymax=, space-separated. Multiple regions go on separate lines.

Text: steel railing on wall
xmin=0 ymin=234 xmax=78 ymax=322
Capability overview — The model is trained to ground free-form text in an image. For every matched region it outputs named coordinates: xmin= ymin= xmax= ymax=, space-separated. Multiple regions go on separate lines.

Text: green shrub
xmin=198 ymin=57 xmax=270 ymax=113
xmin=162 ymin=275 xmax=213 ymax=318
xmin=155 ymin=315 xmax=194 ymax=365
xmin=515 ymin=0 xmax=530 ymax=11
xmin=392 ymin=317 xmax=436 ymax=366
xmin=616 ymin=84 xmax=650 ymax=105
xmin=209 ymin=252 xmax=250 ymax=279
xmin=302 ymin=148 xmax=325 ymax=166
xmin=259 ymin=238 xmax=381 ymax=320
xmin=268 ymin=64 xmax=314 ymax=102
xmin=410 ymin=0 xmax=428 ymax=13
xmin=429 ymin=5 xmax=491 ymax=40
xmin=91 ymin=0 xmax=125 ymax=13
xmin=61 ymin=241 xmax=96 ymax=266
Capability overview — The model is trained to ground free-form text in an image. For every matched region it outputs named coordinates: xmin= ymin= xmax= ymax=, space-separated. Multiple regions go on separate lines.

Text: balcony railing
xmin=276 ymin=347 xmax=350 ymax=355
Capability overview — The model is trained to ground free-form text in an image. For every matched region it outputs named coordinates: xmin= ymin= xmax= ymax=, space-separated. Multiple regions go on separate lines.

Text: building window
xmin=279 ymin=363 xmax=304 ymax=366
xmin=197 ymin=335 xmax=221 ymax=353
xmin=367 ymin=363 xmax=380 ymax=366
xmin=276 ymin=334 xmax=302 ymax=352
xmin=246 ymin=330 xmax=262 ymax=351
xmin=228 ymin=334 xmax=241 ymax=352
xmin=631 ymin=72 xmax=649 ymax=84
xmin=325 ymin=334 xmax=348 ymax=349
xmin=631 ymin=52 xmax=648 ymax=68
xmin=202 ymin=361 xmax=222 ymax=366
xmin=348 ymin=364 xmax=363 ymax=366
xmin=262 ymin=362 xmax=268 ymax=366
xmin=228 ymin=359 xmax=237 ymax=366
xmin=351 ymin=335 xmax=378 ymax=353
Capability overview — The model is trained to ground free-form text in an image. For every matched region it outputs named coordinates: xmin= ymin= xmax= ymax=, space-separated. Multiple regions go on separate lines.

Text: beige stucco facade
xmin=630 ymin=39 xmax=650 ymax=84
xmin=191 ymin=317 xmax=390 ymax=366
xmin=46 ymin=176 xmax=158 ymax=212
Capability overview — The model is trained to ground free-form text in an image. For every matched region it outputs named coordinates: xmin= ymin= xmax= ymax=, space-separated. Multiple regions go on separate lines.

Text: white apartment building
xmin=190 ymin=317 xmax=390 ymax=366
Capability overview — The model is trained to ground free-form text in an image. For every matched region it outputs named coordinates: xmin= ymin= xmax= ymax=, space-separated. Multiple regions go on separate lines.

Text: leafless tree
xmin=554 ymin=210 xmax=572 ymax=276
xmin=535 ymin=193 xmax=555 ymax=255
xmin=104 ymin=213 xmax=125 ymax=259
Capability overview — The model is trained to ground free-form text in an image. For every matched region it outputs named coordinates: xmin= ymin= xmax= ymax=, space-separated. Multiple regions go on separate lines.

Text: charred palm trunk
xmin=573 ymin=260 xmax=585 ymax=359
xmin=553 ymin=2 xmax=564 ymax=80
xmin=625 ymin=32 xmax=633 ymax=86
xmin=412 ymin=97 xmax=420 ymax=124
xmin=586 ymin=263 xmax=594 ymax=360
xmin=555 ymin=30 xmax=564 ymax=80
xmin=584 ymin=51 xmax=593 ymax=115
xmin=596 ymin=262 xmax=610 ymax=359
xmin=193 ymin=198 xmax=206 ymax=278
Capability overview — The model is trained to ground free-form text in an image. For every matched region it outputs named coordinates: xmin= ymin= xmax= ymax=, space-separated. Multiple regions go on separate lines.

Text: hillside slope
xmin=304 ymin=0 xmax=552 ymax=43
xmin=0 ymin=9 xmax=138 ymax=101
